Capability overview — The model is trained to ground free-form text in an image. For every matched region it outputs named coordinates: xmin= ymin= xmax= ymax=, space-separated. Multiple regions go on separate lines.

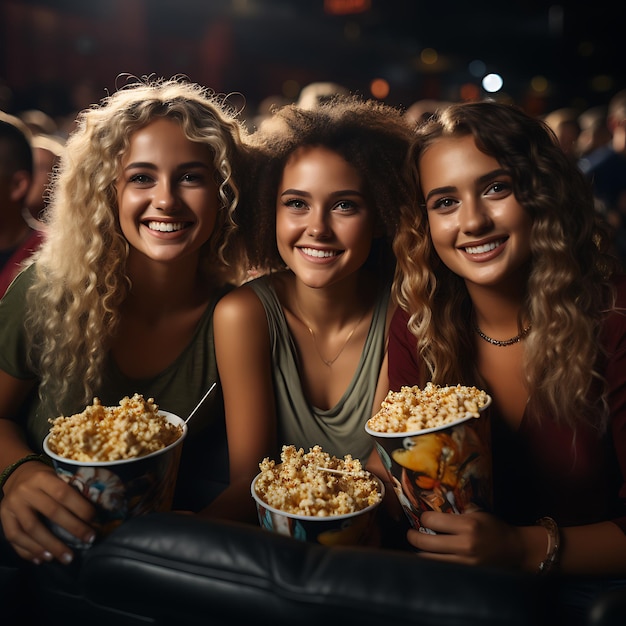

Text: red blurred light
xmin=324 ymin=0 xmax=371 ymax=15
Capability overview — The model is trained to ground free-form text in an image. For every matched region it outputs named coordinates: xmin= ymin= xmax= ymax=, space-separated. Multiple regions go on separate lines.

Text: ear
xmin=10 ymin=170 xmax=32 ymax=203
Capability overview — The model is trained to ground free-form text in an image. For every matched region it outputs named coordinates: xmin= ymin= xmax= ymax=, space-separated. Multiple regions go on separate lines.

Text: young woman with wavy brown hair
xmin=387 ymin=100 xmax=626 ymax=622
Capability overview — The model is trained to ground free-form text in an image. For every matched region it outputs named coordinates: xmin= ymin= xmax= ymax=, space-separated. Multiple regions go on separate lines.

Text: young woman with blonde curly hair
xmin=386 ymin=100 xmax=626 ymax=620
xmin=0 ymin=77 xmax=253 ymax=565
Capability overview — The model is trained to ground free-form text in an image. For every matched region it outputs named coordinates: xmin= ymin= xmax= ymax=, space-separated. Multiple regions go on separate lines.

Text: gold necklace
xmin=293 ymin=300 xmax=368 ymax=367
xmin=474 ymin=323 xmax=531 ymax=347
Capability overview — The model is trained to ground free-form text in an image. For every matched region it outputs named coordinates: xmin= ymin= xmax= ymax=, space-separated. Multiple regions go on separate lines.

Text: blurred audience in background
xmin=0 ymin=113 xmax=45 ymax=298
xmin=577 ymin=105 xmax=626 ymax=267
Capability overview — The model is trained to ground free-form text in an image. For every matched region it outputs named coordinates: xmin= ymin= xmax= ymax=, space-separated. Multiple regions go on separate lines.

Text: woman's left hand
xmin=407 ymin=510 xmax=525 ymax=568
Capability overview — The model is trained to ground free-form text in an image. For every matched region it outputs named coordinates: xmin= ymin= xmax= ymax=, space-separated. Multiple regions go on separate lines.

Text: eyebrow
xmin=123 ymin=161 xmax=211 ymax=171
xmin=424 ymin=168 xmax=509 ymax=202
xmin=280 ymin=188 xmax=365 ymax=198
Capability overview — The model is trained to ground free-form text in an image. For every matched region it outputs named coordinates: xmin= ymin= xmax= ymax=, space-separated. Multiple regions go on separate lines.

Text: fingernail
xmin=85 ymin=532 xmax=96 ymax=545
xmin=60 ymin=552 xmax=73 ymax=564
xmin=32 ymin=558 xmax=41 ymax=565
xmin=42 ymin=551 xmax=53 ymax=561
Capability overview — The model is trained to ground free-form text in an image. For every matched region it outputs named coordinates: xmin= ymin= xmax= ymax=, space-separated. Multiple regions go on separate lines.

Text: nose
xmin=459 ymin=196 xmax=492 ymax=234
xmin=306 ymin=208 xmax=331 ymax=238
xmin=152 ymin=179 xmax=177 ymax=211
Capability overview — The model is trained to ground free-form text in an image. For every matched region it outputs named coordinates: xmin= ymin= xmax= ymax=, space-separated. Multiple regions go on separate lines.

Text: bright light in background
xmin=370 ymin=78 xmax=389 ymax=99
xmin=482 ymin=73 xmax=503 ymax=93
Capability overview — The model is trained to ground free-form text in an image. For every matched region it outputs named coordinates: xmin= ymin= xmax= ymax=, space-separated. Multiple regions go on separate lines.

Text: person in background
xmin=387 ymin=100 xmax=626 ymax=624
xmin=0 ymin=77 xmax=251 ymax=565
xmin=543 ymin=107 xmax=581 ymax=162
xmin=606 ymin=90 xmax=626 ymax=265
xmin=208 ymin=96 xmax=413 ymax=522
xmin=0 ymin=114 xmax=44 ymax=298
xmin=23 ymin=133 xmax=65 ymax=227
xmin=577 ymin=105 xmax=626 ymax=267
xmin=295 ymin=81 xmax=350 ymax=110
xmin=608 ymin=89 xmax=626 ymax=157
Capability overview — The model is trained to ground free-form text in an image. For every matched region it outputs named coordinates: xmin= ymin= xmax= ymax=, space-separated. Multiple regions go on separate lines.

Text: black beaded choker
xmin=474 ymin=323 xmax=531 ymax=347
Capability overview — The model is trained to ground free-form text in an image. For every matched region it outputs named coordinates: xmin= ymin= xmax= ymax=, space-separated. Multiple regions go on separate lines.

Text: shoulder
xmin=213 ymin=281 xmax=267 ymax=327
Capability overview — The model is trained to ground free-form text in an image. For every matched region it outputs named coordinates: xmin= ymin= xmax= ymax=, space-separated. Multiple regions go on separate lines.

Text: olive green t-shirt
xmin=0 ymin=264 xmax=230 ymax=511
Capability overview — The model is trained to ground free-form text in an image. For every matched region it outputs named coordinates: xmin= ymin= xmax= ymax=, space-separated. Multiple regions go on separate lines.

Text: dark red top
xmin=387 ymin=276 xmax=626 ymax=532
xmin=0 ymin=228 xmax=44 ymax=298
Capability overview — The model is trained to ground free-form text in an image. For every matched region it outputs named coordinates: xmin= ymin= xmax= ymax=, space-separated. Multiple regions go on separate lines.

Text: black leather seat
xmin=78 ymin=513 xmax=547 ymax=626
xmin=3 ymin=512 xmax=626 ymax=626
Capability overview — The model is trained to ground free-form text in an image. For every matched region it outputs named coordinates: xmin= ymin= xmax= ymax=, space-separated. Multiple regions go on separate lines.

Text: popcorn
xmin=367 ymin=383 xmax=490 ymax=433
xmin=254 ymin=445 xmax=382 ymax=517
xmin=46 ymin=394 xmax=183 ymax=462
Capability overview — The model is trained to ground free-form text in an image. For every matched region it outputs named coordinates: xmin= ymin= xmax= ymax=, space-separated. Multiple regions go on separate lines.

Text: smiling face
xmin=115 ymin=117 xmax=219 ymax=266
xmin=275 ymin=145 xmax=377 ymax=289
xmin=420 ymin=134 xmax=533 ymax=289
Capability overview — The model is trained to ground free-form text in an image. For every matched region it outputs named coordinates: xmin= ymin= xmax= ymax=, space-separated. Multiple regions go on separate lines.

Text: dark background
xmin=1 ymin=0 xmax=624 ymax=128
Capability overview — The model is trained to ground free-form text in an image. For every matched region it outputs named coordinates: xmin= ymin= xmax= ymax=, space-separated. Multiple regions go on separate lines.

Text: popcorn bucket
xmin=366 ymin=395 xmax=492 ymax=532
xmin=251 ymin=472 xmax=384 ymax=546
xmin=43 ymin=411 xmax=187 ymax=549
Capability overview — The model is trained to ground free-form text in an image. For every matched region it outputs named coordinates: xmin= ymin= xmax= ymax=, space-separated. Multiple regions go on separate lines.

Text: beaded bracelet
xmin=536 ymin=516 xmax=561 ymax=574
xmin=0 ymin=453 xmax=51 ymax=493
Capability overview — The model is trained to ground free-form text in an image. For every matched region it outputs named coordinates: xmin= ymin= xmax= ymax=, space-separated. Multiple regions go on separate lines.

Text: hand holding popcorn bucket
xmin=43 ymin=394 xmax=187 ymax=549
xmin=365 ymin=383 xmax=492 ymax=533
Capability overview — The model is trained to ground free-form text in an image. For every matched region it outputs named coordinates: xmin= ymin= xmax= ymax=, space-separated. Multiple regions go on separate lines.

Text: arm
xmin=0 ymin=370 xmax=96 ymax=564
xmin=408 ymin=511 xmax=626 ymax=576
xmin=200 ymin=286 xmax=277 ymax=522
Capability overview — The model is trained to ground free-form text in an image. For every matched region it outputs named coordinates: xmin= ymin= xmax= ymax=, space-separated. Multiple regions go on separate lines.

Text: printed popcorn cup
xmin=251 ymin=472 xmax=385 ymax=547
xmin=365 ymin=388 xmax=492 ymax=532
xmin=43 ymin=411 xmax=187 ymax=549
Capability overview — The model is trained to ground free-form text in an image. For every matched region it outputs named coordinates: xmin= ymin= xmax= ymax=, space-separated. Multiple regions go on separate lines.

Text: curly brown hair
xmin=243 ymin=96 xmax=414 ymax=277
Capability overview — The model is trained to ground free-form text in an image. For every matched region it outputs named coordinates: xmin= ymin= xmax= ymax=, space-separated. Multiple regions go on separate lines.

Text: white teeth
xmin=147 ymin=221 xmax=186 ymax=232
xmin=300 ymin=247 xmax=339 ymax=258
xmin=464 ymin=240 xmax=503 ymax=255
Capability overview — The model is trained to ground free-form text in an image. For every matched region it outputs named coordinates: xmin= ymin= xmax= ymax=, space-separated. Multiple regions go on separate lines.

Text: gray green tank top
xmin=248 ymin=274 xmax=390 ymax=462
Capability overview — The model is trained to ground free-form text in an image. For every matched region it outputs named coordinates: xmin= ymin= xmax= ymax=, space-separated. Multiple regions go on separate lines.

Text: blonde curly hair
xmin=394 ymin=100 xmax=620 ymax=432
xmin=25 ymin=76 xmax=250 ymax=411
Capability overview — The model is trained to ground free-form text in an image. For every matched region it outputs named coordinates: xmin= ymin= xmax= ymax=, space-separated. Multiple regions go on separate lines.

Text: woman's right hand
xmin=0 ymin=459 xmax=96 ymax=564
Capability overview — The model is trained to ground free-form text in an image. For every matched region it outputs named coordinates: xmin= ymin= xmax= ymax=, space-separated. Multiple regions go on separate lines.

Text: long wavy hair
xmin=393 ymin=100 xmax=620 ymax=431
xmin=243 ymin=96 xmax=414 ymax=277
xmin=25 ymin=76 xmax=250 ymax=411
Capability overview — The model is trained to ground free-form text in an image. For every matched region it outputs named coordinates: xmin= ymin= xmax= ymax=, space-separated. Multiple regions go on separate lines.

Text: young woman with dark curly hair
xmin=210 ymin=96 xmax=414 ymax=521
